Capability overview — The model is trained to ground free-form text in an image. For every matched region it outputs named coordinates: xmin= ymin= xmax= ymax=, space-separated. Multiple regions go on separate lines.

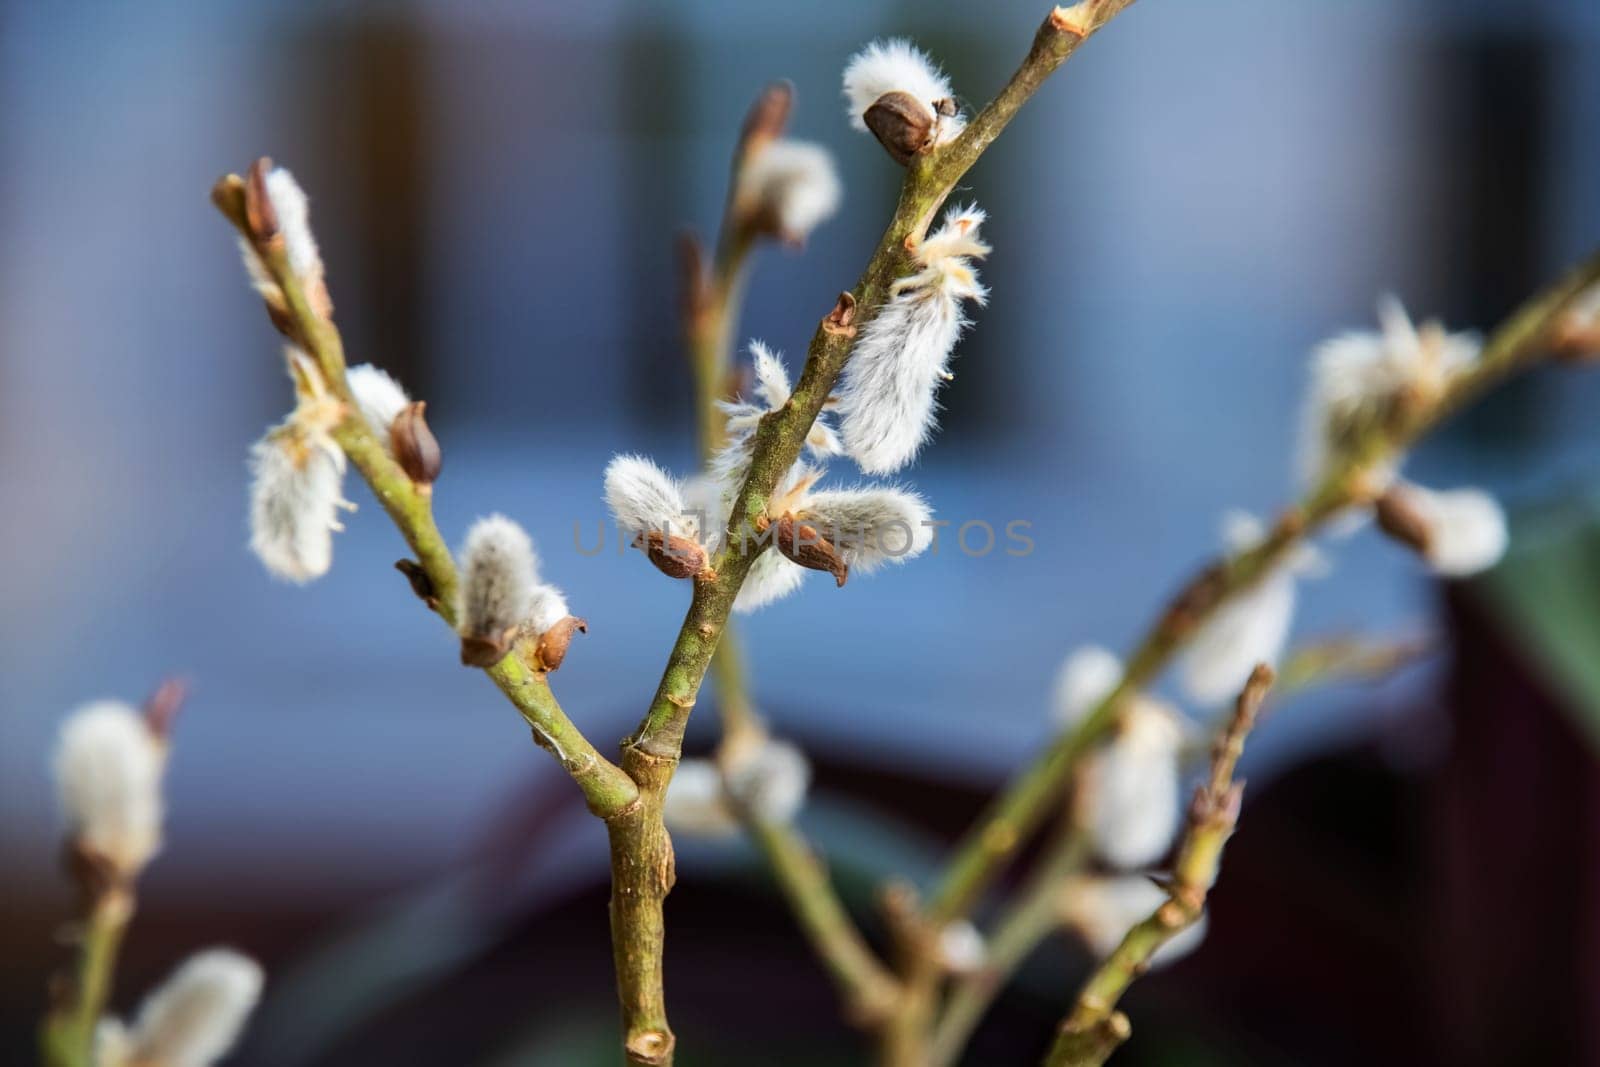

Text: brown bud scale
xmin=864 ymin=91 xmax=936 ymax=166
xmin=391 ymin=401 xmax=442 ymax=489
xmin=774 ymin=516 xmax=849 ymax=587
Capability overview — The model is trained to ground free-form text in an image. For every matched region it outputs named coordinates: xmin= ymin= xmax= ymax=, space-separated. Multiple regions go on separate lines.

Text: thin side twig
xmin=1044 ymin=664 xmax=1275 ymax=1067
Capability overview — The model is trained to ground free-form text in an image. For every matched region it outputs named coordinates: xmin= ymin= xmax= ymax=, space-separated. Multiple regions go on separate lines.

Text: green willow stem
xmin=1043 ymin=666 xmax=1275 ymax=1067
xmin=929 ymin=827 xmax=1093 ymax=1066
xmin=212 ymin=184 xmax=639 ymax=821
xmin=927 ymin=245 xmax=1600 ymax=929
xmin=40 ymin=894 xmax=131 ymax=1067
xmin=684 ymin=83 xmax=903 ymax=1026
xmin=608 ymin=7 xmax=1141 ymax=1062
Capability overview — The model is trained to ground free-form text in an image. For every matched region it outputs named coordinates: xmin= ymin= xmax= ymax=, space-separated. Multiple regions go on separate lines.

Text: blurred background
xmin=3 ymin=0 xmax=1600 ymax=1064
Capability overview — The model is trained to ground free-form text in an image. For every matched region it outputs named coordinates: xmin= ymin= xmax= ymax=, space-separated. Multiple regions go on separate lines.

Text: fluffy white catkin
xmin=1088 ymin=699 xmax=1185 ymax=870
xmin=841 ymin=38 xmax=963 ymax=139
xmin=1061 ymin=876 xmax=1207 ymax=967
xmin=122 ymin=948 xmax=264 ymax=1067
xmin=1296 ymin=296 xmax=1479 ymax=490
xmin=457 ymin=515 xmax=538 ymax=642
xmin=247 ymin=432 xmax=346 ymax=583
xmin=604 ymin=454 xmax=692 ymax=536
xmin=264 ymin=167 xmax=321 ymax=281
xmin=725 ymin=737 xmax=811 ymax=825
xmin=55 ymin=702 xmax=165 ymax=875
xmin=731 ymin=548 xmax=808 ymax=614
xmin=1052 ymin=645 xmax=1124 ymax=727
xmin=1180 ymin=512 xmax=1321 ymax=707
xmin=661 ymin=759 xmax=740 ymax=839
xmin=345 ymin=363 xmax=411 ymax=442
xmin=737 ymin=140 xmax=842 ymax=241
xmin=835 ymin=204 xmax=989 ymax=473
xmin=1406 ymin=484 xmax=1508 ymax=577
xmin=797 ymin=486 xmax=934 ymax=572
xmin=526 ymin=583 xmax=571 ymax=637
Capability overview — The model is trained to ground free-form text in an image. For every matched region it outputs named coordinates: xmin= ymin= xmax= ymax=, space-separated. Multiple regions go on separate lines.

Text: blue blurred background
xmin=4 ymin=1 xmax=1600 ymax=1064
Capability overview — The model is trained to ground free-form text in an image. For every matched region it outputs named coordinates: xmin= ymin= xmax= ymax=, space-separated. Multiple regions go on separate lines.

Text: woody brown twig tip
xmin=210 ymin=174 xmax=248 ymax=230
xmin=141 ymin=677 xmax=189 ymax=740
xmin=244 ymin=157 xmax=278 ymax=241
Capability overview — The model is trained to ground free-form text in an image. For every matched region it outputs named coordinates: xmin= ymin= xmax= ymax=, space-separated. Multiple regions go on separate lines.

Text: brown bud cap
xmin=244 ymin=157 xmax=279 ymax=241
xmin=774 ymin=515 xmax=848 ymax=587
xmin=460 ymin=626 xmax=518 ymax=668
xmin=394 ymin=558 xmax=438 ymax=609
xmin=864 ymin=91 xmax=936 ymax=166
xmin=737 ymin=80 xmax=794 ymax=166
xmin=534 ymin=616 xmax=587 ymax=672
xmin=678 ymin=230 xmax=710 ymax=323
xmin=210 ymin=174 xmax=249 ymax=231
xmin=142 ymin=677 xmax=189 ymax=741
xmin=1374 ymin=485 xmax=1434 ymax=557
xmin=823 ymin=291 xmax=857 ymax=335
xmin=637 ymin=530 xmax=709 ymax=580
xmin=62 ymin=839 xmax=125 ymax=911
xmin=390 ymin=401 xmax=442 ymax=490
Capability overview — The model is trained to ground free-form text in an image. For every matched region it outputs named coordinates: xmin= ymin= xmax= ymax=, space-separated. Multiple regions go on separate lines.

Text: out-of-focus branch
xmin=927 ymin=246 xmax=1600 ymax=929
xmin=1044 ymin=665 xmax=1274 ymax=1067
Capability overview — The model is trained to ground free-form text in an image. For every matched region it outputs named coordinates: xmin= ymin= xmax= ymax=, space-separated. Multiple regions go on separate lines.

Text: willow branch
xmin=929 ymin=824 xmax=1093 ymax=1066
xmin=40 ymin=891 xmax=131 ymax=1067
xmin=603 ymin=9 xmax=1139 ymax=1062
xmin=926 ymin=246 xmax=1600 ymax=927
xmin=679 ymin=83 xmax=905 ymax=1026
xmin=210 ymin=179 xmax=639 ymax=820
xmin=746 ymin=817 xmax=903 ymax=1023
xmin=1043 ymin=666 xmax=1273 ymax=1067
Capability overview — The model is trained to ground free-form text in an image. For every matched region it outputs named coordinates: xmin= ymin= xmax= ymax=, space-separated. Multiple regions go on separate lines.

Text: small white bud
xmin=1051 ymin=645 xmax=1123 ymax=727
xmin=1087 ymin=698 xmax=1185 ymax=869
xmin=1061 ymin=876 xmax=1207 ymax=967
xmin=345 ymin=364 xmax=411 ymax=442
xmin=456 ymin=515 xmax=539 ymax=666
xmin=725 ymin=737 xmax=811 ymax=825
xmin=55 ymin=702 xmax=165 ymax=877
xmin=123 ymin=948 xmax=264 ymax=1067
xmin=263 ymin=167 xmax=321 ymax=281
xmin=1403 ymin=483 xmax=1508 ymax=577
xmin=796 ymin=486 xmax=934 ymax=572
xmin=662 ymin=759 xmax=740 ymax=839
xmin=1180 ymin=512 xmax=1320 ymax=707
xmin=736 ymin=140 xmax=842 ymax=242
xmin=842 ymin=39 xmax=965 ymax=161
xmin=604 ymin=454 xmax=694 ymax=537
xmin=937 ymin=920 xmax=988 ymax=973
xmin=247 ymin=429 xmax=347 ymax=584
xmin=836 ymin=204 xmax=990 ymax=474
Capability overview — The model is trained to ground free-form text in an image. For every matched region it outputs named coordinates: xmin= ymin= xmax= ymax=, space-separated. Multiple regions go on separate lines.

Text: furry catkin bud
xmin=54 ymin=702 xmax=166 ymax=879
xmin=1180 ymin=512 xmax=1322 ymax=707
xmin=345 ymin=363 xmax=410 ymax=440
xmin=1295 ymin=297 xmax=1479 ymax=490
xmin=731 ymin=547 xmax=808 ymax=615
xmin=662 ymin=759 xmax=740 ymax=839
xmin=937 ymin=920 xmax=988 ymax=973
xmin=248 ymin=428 xmax=347 ymax=584
xmin=121 ymin=948 xmax=264 ymax=1067
xmin=725 ymin=737 xmax=811 ymax=825
xmin=1087 ymin=698 xmax=1186 ymax=869
xmin=835 ymin=204 xmax=989 ymax=473
xmin=390 ymin=401 xmax=442 ymax=489
xmin=842 ymin=39 xmax=964 ymax=163
xmin=736 ymin=140 xmax=842 ymax=242
xmin=1052 ymin=645 xmax=1124 ymax=726
xmin=605 ymin=454 xmax=696 ymax=537
xmin=456 ymin=515 xmax=539 ymax=667
xmin=1389 ymin=483 xmax=1508 ymax=577
xmin=796 ymin=486 xmax=934 ymax=573
xmin=864 ymin=91 xmax=936 ymax=165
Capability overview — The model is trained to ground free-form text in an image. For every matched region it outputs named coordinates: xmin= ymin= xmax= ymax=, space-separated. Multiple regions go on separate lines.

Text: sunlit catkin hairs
xmin=835 ymin=204 xmax=990 ymax=474
xmin=456 ymin=515 xmax=538 ymax=667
